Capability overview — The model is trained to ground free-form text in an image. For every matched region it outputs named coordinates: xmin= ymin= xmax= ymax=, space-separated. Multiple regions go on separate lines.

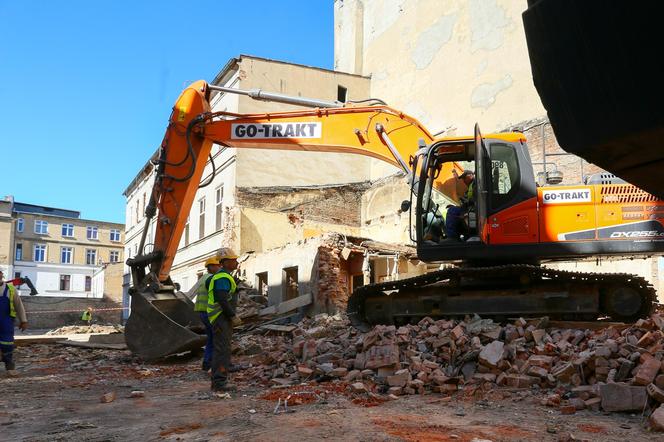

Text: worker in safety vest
xmin=445 ymin=170 xmax=475 ymax=240
xmin=0 ymin=270 xmax=28 ymax=376
xmin=207 ymin=248 xmax=242 ymax=392
xmin=81 ymin=307 xmax=93 ymax=326
xmin=194 ymin=257 xmax=221 ymax=372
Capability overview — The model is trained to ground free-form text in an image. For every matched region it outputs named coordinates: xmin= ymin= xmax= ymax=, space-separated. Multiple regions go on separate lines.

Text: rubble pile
xmin=235 ymin=281 xmax=267 ymax=319
xmin=46 ymin=324 xmax=124 ymax=335
xmin=235 ymin=313 xmax=664 ymax=429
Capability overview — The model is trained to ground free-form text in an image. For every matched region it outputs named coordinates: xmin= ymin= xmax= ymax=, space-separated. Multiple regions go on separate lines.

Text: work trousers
xmin=210 ymin=315 xmax=232 ymax=390
xmin=0 ymin=293 xmax=15 ymax=370
xmin=445 ymin=205 xmax=465 ymax=239
xmin=199 ymin=312 xmax=214 ymax=366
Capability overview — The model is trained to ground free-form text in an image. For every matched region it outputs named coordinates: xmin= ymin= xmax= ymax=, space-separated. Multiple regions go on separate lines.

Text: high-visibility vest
xmin=206 ymin=272 xmax=236 ymax=324
xmin=82 ymin=311 xmax=91 ymax=321
xmin=193 ymin=274 xmax=210 ymax=312
xmin=3 ymin=284 xmax=16 ymax=318
xmin=206 ymin=271 xmax=236 ymax=324
xmin=466 ymin=181 xmax=474 ymax=200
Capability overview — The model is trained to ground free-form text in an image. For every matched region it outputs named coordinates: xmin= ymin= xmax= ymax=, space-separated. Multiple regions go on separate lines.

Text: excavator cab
xmin=416 ymin=126 xmax=536 ymax=264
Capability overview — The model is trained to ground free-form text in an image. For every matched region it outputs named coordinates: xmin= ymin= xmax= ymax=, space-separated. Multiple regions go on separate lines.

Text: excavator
xmin=125 ymin=80 xmax=664 ymax=360
xmin=5 ymin=277 xmax=38 ymax=296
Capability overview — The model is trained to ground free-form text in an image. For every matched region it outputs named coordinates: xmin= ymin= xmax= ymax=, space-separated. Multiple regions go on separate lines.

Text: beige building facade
xmin=10 ymin=199 xmax=124 ymax=299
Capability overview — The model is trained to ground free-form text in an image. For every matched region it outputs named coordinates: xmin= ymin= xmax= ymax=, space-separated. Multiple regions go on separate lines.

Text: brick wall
xmin=314 ymin=241 xmax=349 ymax=314
xmin=236 ymin=183 xmax=370 ymax=227
xmin=21 ymin=295 xmax=123 ymax=329
xmin=507 ymin=118 xmax=602 ymax=186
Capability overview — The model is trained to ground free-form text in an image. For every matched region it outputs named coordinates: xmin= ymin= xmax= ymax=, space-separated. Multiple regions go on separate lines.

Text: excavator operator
xmin=445 ymin=170 xmax=475 ymax=240
xmin=207 ymin=248 xmax=243 ymax=392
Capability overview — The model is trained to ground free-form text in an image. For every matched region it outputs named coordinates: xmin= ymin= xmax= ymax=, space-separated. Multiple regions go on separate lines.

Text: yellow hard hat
xmin=204 ymin=256 xmax=220 ymax=267
xmin=218 ymin=248 xmax=239 ymax=260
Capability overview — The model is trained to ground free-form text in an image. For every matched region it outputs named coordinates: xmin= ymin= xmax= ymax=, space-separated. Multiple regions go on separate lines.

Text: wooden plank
xmin=259 ymin=293 xmax=312 ymax=316
xmin=259 ymin=324 xmax=297 ymax=333
xmin=547 ymin=320 xmax=629 ymax=331
xmin=15 ymin=335 xmax=63 ymax=346
xmin=57 ymin=340 xmax=127 ymax=350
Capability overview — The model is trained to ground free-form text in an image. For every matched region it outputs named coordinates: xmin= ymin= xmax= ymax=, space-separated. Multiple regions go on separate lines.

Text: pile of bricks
xmin=234 ymin=313 xmax=664 ymax=431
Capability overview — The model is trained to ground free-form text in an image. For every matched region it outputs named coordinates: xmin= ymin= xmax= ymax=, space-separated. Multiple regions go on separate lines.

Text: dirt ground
xmin=1 ymin=344 xmax=660 ymax=442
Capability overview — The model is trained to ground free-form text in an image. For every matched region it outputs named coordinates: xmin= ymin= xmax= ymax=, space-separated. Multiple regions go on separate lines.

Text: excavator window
xmin=488 ymin=143 xmax=520 ymax=212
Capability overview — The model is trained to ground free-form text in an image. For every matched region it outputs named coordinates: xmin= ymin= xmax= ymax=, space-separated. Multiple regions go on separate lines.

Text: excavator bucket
xmin=124 ymin=290 xmax=206 ymax=361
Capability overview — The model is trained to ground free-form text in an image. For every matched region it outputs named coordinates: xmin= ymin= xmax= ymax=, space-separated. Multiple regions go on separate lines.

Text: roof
xmin=13 ymin=202 xmax=80 ymax=219
xmin=210 ymin=54 xmax=370 ymax=88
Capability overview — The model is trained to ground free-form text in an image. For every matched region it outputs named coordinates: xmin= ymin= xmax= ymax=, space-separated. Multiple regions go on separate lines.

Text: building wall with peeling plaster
xmin=334 ymin=0 xmax=546 ymax=180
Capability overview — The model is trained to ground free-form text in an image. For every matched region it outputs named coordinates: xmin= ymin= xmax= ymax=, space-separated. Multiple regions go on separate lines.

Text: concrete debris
xmin=231 ymin=311 xmax=664 ymax=418
xmin=47 ymin=324 xmax=124 ymax=335
xmin=100 ymin=392 xmax=116 ymax=403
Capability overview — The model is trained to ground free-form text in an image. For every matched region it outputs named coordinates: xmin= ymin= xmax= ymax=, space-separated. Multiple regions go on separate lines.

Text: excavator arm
xmin=7 ymin=277 xmax=38 ymax=296
xmin=126 ymin=80 xmax=462 ymax=359
xmin=141 ymin=80 xmax=465 ymax=283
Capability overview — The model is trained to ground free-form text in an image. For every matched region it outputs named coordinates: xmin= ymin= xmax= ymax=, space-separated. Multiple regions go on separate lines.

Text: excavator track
xmin=347 ymin=264 xmax=657 ymax=331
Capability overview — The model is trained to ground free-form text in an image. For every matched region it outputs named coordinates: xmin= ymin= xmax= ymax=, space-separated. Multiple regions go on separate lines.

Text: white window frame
xmin=109 ymin=250 xmax=120 ymax=263
xmin=86 ymin=248 xmax=97 ymax=265
xmin=87 ymin=226 xmax=98 ymax=240
xmin=16 ymin=218 xmax=24 ymax=232
xmin=198 ymin=197 xmax=206 ymax=239
xmin=60 ymin=246 xmax=73 ymax=264
xmin=110 ymin=229 xmax=121 ymax=242
xmin=15 ymin=243 xmax=23 ymax=261
xmin=34 ymin=244 xmax=46 ymax=262
xmin=62 ymin=223 xmax=74 ymax=237
xmin=34 ymin=220 xmax=48 ymax=235
xmin=85 ymin=275 xmax=92 ymax=292
xmin=215 ymin=185 xmax=224 ymax=231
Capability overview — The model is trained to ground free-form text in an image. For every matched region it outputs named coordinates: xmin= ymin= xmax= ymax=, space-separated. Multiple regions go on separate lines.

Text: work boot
xmin=212 ymin=382 xmax=237 ymax=392
xmin=5 ymin=361 xmax=17 ymax=376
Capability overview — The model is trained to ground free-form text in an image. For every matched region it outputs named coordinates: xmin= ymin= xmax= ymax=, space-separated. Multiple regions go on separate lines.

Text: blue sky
xmin=0 ymin=1 xmax=334 ymax=223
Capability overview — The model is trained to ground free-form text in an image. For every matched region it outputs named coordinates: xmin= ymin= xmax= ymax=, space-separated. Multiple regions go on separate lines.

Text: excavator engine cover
xmin=125 ymin=289 xmax=206 ymax=361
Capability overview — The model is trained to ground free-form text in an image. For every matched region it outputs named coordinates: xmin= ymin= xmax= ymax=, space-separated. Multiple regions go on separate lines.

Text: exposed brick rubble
xmin=234 ymin=312 xmax=664 ymax=431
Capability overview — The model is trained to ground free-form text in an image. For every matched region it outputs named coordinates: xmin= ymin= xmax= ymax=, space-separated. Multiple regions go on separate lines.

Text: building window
xmin=337 ymin=85 xmax=347 ymax=102
xmin=126 ymin=247 xmax=131 ymax=259
xmin=35 ymin=220 xmax=48 ymax=234
xmin=110 ymin=229 xmax=121 ymax=242
xmin=109 ymin=250 xmax=119 ymax=263
xmin=85 ymin=276 xmax=92 ymax=292
xmin=136 ymin=202 xmax=140 ymax=224
xmin=142 ymin=193 xmax=146 ymax=216
xmin=198 ymin=197 xmax=206 ymax=239
xmin=282 ymin=266 xmax=299 ymax=301
xmin=86 ymin=249 xmax=97 ymax=265
xmin=87 ymin=226 xmax=98 ymax=240
xmin=184 ymin=217 xmax=190 ymax=246
xmin=62 ymin=223 xmax=74 ymax=237
xmin=59 ymin=274 xmax=71 ymax=291
xmin=61 ymin=247 xmax=72 ymax=264
xmin=15 ymin=243 xmax=23 ymax=261
xmin=256 ymin=272 xmax=268 ymax=297
xmin=34 ymin=244 xmax=46 ymax=262
xmin=215 ymin=186 xmax=224 ymax=231
xmin=16 ymin=218 xmax=24 ymax=232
